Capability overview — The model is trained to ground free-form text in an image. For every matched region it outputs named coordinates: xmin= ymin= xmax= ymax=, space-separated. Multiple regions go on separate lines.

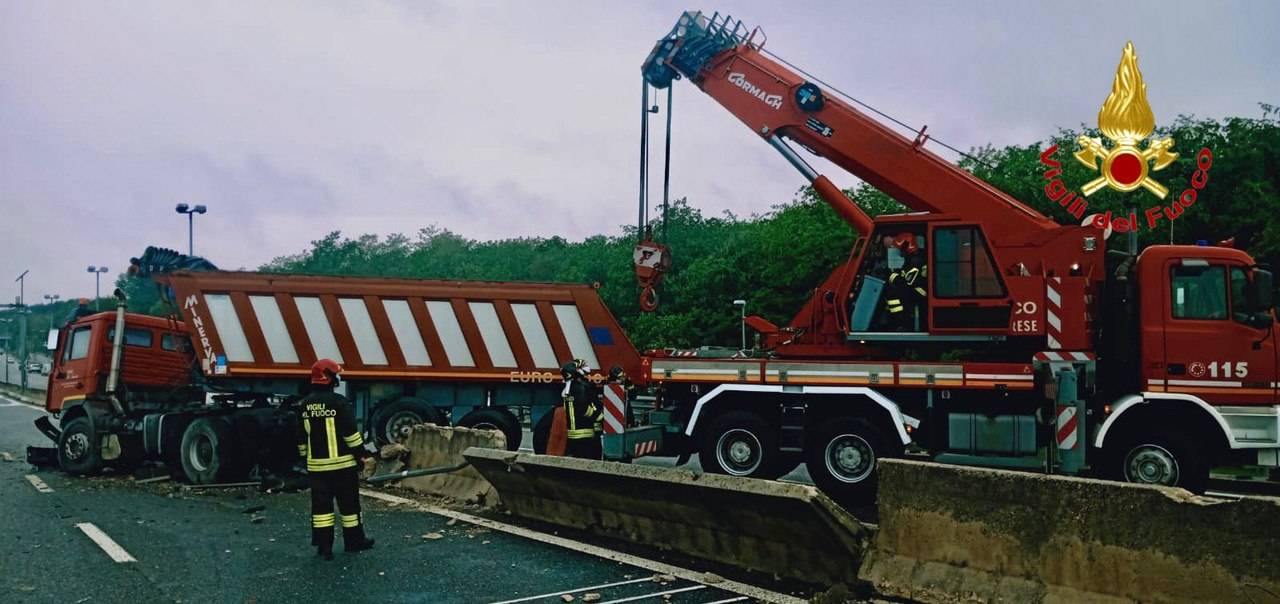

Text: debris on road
xmin=183 ymin=481 xmax=260 ymax=490
xmin=249 ymin=516 xmax=265 ymax=524
xmin=380 ymin=443 xmax=410 ymax=460
xmin=241 ymin=505 xmax=266 ymax=514
xmin=582 ymin=593 xmax=601 ymax=602
xmin=422 ymin=532 xmax=444 ymax=540
xmin=1 ymin=451 xmax=14 ymax=462
xmin=559 ymin=595 xmax=574 ymax=603
xmin=702 ymin=572 xmax=724 ymax=584
xmin=135 ymin=475 xmax=171 ymax=484
xmin=445 ymin=518 xmax=457 ymax=526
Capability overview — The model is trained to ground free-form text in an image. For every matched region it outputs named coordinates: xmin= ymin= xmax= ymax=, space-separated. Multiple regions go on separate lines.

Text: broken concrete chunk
xmin=701 ymin=572 xmax=724 ymax=584
xmin=422 ymin=532 xmax=444 ymax=540
xmin=582 ymin=593 xmax=601 ymax=602
xmin=0 ymin=451 xmax=14 ymax=462
xmin=559 ymin=595 xmax=574 ymax=603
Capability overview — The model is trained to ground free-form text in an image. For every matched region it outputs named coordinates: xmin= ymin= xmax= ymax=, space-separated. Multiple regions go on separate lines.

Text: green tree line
xmin=5 ymin=111 xmax=1275 ymax=356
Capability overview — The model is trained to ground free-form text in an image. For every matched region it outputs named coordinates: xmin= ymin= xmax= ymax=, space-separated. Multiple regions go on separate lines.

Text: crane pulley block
xmin=634 ymin=239 xmax=672 ymax=312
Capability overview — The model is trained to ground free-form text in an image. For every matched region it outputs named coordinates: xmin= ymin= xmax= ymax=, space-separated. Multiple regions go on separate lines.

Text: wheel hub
xmin=716 ymin=429 xmax=762 ymax=476
xmin=825 ymin=434 xmax=874 ymax=483
xmin=190 ymin=434 xmax=213 ymax=472
xmin=387 ymin=412 xmax=421 ymax=442
xmin=1125 ymin=444 xmax=1179 ymax=485
xmin=64 ymin=432 xmax=89 ymax=461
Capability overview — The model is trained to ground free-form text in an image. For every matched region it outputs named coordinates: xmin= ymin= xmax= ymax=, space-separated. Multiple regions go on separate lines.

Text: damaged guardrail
xmin=463 ymin=447 xmax=870 ymax=587
xmin=372 ymin=425 xmax=504 ymax=507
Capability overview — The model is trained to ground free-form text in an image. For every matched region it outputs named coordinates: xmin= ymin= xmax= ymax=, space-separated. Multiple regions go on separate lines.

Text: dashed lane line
xmin=702 ymin=598 xmax=750 ymax=604
xmin=488 ymin=577 xmax=656 ymax=604
xmin=76 ymin=522 xmax=137 ymax=563
xmin=360 ymin=489 xmax=804 ymax=604
xmin=25 ymin=474 xmax=53 ymax=493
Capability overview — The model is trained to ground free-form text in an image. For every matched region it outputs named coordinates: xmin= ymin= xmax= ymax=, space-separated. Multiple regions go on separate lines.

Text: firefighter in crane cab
xmin=884 ymin=232 xmax=928 ymax=330
xmin=561 ymin=359 xmax=603 ymax=459
xmin=296 ymin=359 xmax=375 ymax=560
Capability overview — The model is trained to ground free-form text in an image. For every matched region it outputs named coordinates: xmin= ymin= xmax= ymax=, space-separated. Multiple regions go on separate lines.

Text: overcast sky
xmin=3 ymin=0 xmax=1277 ymax=303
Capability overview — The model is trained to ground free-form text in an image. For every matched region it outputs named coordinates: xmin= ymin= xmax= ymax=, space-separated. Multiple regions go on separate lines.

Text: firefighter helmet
xmin=893 ymin=232 xmax=919 ymax=254
xmin=311 ymin=358 xmax=343 ymax=386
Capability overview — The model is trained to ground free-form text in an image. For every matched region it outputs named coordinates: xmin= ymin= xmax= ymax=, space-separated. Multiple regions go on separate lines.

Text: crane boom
xmin=641 ymin=11 xmax=1059 ymax=244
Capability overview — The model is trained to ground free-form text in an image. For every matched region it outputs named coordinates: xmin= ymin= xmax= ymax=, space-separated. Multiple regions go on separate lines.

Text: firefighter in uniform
xmin=884 ymin=232 xmax=927 ymax=330
xmin=296 ymin=359 xmax=375 ymax=560
xmin=561 ymin=359 xmax=602 ymax=460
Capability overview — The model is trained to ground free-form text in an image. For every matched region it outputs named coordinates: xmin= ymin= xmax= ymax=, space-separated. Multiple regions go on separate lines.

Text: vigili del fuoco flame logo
xmin=1040 ymin=42 xmax=1213 ymax=234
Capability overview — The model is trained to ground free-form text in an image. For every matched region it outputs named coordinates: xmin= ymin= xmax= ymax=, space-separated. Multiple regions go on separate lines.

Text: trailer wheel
xmin=1113 ymin=429 xmax=1208 ymax=493
xmin=807 ymin=417 xmax=894 ymax=506
xmin=375 ymin=398 xmax=446 ymax=445
xmin=180 ymin=417 xmax=240 ymax=484
xmin=58 ymin=417 xmax=104 ymax=476
xmin=458 ymin=408 xmax=522 ymax=451
xmin=698 ymin=410 xmax=781 ymax=478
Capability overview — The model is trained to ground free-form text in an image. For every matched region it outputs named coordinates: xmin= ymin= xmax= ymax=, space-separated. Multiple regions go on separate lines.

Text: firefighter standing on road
xmin=297 ymin=359 xmax=375 ymax=560
xmin=561 ymin=359 xmax=602 ymax=460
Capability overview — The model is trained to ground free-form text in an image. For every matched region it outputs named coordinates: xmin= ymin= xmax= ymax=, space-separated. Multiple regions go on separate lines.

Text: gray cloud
xmin=2 ymin=0 xmax=1277 ymax=300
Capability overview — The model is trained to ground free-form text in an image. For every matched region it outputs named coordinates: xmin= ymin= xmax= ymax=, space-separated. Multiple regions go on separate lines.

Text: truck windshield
xmin=65 ymin=326 xmax=92 ymax=360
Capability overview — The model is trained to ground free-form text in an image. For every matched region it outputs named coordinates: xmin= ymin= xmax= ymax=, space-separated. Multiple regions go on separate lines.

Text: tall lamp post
xmin=175 ymin=203 xmax=208 ymax=255
xmin=733 ymin=299 xmax=747 ymax=351
xmin=43 ymin=294 xmax=60 ymax=353
xmin=0 ymin=318 xmax=12 ymax=385
xmin=87 ymin=266 xmax=109 ymax=308
xmin=13 ymin=270 xmax=28 ymax=389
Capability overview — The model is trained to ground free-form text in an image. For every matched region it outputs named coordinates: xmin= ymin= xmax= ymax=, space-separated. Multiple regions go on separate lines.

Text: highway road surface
xmin=0 ymin=392 xmax=808 ymax=604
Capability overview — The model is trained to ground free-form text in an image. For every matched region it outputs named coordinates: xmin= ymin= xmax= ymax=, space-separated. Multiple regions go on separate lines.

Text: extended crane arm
xmin=642 ymin=11 xmax=1058 ymax=242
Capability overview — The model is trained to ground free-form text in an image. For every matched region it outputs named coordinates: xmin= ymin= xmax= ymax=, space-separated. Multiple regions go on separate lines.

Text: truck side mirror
xmin=1253 ymin=268 xmax=1274 ymax=312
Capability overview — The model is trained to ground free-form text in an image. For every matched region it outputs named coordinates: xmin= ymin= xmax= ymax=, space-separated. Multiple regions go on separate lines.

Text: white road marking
xmin=76 ymin=522 xmax=137 ymax=563
xmin=25 ymin=474 xmax=53 ymax=493
xmin=598 ymin=585 xmax=706 ymax=603
xmin=0 ymin=394 xmax=43 ymax=410
xmin=702 ymin=598 xmax=750 ymax=604
xmin=488 ymin=577 xmax=655 ymax=604
xmin=361 ymin=489 xmax=803 ymax=604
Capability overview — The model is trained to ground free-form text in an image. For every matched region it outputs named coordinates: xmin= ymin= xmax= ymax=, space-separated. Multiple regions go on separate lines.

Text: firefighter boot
xmin=342 ymin=515 xmax=375 ymax=553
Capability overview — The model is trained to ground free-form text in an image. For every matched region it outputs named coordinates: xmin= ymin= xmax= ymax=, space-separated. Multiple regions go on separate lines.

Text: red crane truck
xmin=595 ymin=11 xmax=1278 ymax=503
xmin=36 ymin=249 xmax=640 ymax=483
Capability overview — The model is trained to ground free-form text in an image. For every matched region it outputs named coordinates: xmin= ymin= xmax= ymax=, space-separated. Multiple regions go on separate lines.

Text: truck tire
xmin=458 ymin=408 xmax=522 ymax=451
xmin=698 ymin=410 xmax=782 ymax=478
xmin=807 ymin=417 xmax=894 ymax=506
xmin=375 ymin=398 xmax=446 ymax=445
xmin=1111 ymin=429 xmax=1208 ymax=493
xmin=532 ymin=410 xmax=554 ymax=454
xmin=58 ymin=417 xmax=104 ymax=476
xmin=179 ymin=417 xmax=240 ymax=484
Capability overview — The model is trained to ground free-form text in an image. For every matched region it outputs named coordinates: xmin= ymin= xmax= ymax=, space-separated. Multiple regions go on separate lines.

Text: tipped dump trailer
xmin=39 ymin=266 xmax=640 ymax=483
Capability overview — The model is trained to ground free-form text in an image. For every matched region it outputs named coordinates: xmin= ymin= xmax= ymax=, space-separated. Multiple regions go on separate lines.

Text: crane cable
xmin=758 ymin=47 xmax=997 ymax=171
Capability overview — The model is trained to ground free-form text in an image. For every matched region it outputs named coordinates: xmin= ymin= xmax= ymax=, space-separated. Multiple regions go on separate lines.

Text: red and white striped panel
xmin=1056 ymin=405 xmax=1078 ymax=450
xmin=1045 ymin=277 xmax=1063 ymax=349
xmin=1034 ymin=351 xmax=1096 ymax=362
xmin=600 ymin=383 xmax=627 ymax=435
xmin=633 ymin=439 xmax=659 ymax=457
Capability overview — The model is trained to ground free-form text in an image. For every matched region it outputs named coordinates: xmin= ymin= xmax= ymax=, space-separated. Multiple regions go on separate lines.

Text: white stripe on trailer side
xmin=469 ymin=302 xmax=518 ymax=368
xmin=76 ymin=523 xmax=136 ymax=563
xmin=203 ymin=294 xmax=254 ymax=362
xmin=382 ymin=299 xmax=432 ymax=365
xmin=553 ymin=304 xmax=600 ymax=370
xmin=1166 ymin=379 xmax=1243 ymax=388
xmin=339 ymin=298 xmax=389 ymax=365
xmin=295 ymin=296 xmax=343 ymax=362
xmin=426 ymin=301 xmax=476 ymax=367
xmin=511 ymin=303 xmax=558 ymax=369
xmin=248 ymin=295 xmax=299 ymax=363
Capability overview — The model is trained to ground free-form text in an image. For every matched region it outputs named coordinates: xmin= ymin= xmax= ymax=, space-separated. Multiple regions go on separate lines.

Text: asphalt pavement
xmin=0 ymin=395 xmax=793 ymax=604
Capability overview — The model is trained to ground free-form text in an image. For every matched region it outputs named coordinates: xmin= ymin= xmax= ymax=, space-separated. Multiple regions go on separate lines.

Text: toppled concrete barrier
xmin=391 ymin=425 xmax=505 ymax=507
xmin=464 ymin=447 xmax=869 ymax=586
xmin=862 ymin=459 xmax=1280 ymax=603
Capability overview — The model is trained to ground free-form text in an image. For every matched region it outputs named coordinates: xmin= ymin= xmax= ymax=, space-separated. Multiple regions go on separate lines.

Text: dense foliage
xmin=4 ymin=112 xmax=1275 ymax=356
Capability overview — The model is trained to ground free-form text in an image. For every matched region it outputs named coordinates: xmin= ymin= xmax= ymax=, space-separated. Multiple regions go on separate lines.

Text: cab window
xmin=106 ymin=326 xmax=154 ymax=348
xmin=64 ymin=326 xmax=92 ymax=361
xmin=1170 ymin=265 xmax=1226 ymax=319
xmin=161 ymin=333 xmax=191 ymax=352
xmin=932 ymin=227 xmax=1004 ymax=297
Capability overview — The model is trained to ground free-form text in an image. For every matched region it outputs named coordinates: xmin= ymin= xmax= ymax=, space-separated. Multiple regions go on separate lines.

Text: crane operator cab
xmin=850 ymin=227 xmax=927 ymax=332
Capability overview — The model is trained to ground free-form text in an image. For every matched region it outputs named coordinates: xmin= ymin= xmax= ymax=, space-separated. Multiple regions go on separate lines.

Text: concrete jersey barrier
xmin=863 ymin=458 xmax=1280 ymax=603
xmin=463 ymin=447 xmax=870 ymax=586
xmin=393 ymin=424 xmax=506 ymax=507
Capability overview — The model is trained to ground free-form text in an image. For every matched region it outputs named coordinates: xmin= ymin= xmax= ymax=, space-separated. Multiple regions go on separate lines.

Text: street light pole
xmin=175 ymin=203 xmax=208 ymax=256
xmin=733 ymin=299 xmax=747 ymax=351
xmin=43 ymin=294 xmax=60 ymax=354
xmin=14 ymin=270 xmax=28 ymax=389
xmin=87 ymin=266 xmax=109 ymax=309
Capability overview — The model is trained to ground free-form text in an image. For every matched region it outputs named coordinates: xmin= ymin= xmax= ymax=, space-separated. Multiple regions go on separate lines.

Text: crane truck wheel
xmin=806 ymin=417 xmax=894 ymax=506
xmin=698 ymin=410 xmax=782 ymax=478
xmin=458 ymin=408 xmax=522 ymax=451
xmin=57 ymin=417 xmax=104 ymax=476
xmin=179 ymin=416 xmax=241 ymax=484
xmin=374 ymin=398 xmax=446 ymax=445
xmin=1112 ymin=429 xmax=1208 ymax=494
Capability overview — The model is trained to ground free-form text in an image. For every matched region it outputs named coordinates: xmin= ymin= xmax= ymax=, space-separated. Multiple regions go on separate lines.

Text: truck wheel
xmin=375 ymin=398 xmax=445 ymax=445
xmin=1113 ymin=430 xmax=1208 ymax=493
xmin=180 ymin=417 xmax=240 ymax=484
xmin=58 ymin=417 xmax=104 ymax=476
xmin=807 ymin=417 xmax=893 ymax=506
xmin=458 ymin=408 xmax=522 ymax=451
xmin=532 ymin=410 xmax=554 ymax=454
xmin=698 ymin=410 xmax=781 ymax=478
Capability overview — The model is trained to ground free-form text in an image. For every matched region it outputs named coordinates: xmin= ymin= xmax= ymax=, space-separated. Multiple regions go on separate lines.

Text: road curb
xmin=0 ymin=386 xmax=43 ymax=409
